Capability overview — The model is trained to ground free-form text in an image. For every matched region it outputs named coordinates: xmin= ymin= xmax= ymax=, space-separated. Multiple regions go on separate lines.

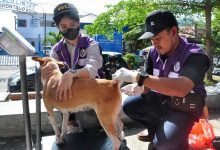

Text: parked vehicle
xmin=42 ymin=46 xmax=52 ymax=56
xmin=212 ymin=67 xmax=220 ymax=76
xmin=102 ymin=51 xmax=128 ymax=80
xmin=7 ymin=51 xmax=128 ymax=92
xmin=7 ymin=67 xmax=42 ymax=92
xmin=212 ymin=56 xmax=220 ymax=76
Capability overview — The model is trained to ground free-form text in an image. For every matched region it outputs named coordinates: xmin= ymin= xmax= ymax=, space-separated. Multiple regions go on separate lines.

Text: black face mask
xmin=60 ymin=27 xmax=80 ymax=40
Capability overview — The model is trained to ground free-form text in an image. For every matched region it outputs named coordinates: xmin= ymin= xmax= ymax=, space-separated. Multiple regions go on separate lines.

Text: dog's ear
xmin=57 ymin=61 xmax=65 ymax=68
xmin=32 ymin=56 xmax=45 ymax=65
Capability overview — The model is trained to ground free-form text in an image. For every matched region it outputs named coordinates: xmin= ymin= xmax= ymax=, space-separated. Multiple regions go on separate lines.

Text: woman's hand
xmin=56 ymin=71 xmax=77 ymax=102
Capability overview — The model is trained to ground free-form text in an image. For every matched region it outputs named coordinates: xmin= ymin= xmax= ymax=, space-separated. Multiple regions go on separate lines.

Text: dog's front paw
xmin=55 ymin=135 xmax=64 ymax=145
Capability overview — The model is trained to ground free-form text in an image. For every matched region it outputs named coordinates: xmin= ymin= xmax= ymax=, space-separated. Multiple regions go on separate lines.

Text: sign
xmin=94 ymin=32 xmax=123 ymax=53
xmin=0 ymin=0 xmax=36 ymax=13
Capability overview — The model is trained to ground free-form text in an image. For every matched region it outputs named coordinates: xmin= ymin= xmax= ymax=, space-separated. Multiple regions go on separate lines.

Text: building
xmin=0 ymin=10 xmax=58 ymax=54
xmin=0 ymin=10 xmax=90 ymax=54
xmin=15 ymin=11 xmax=58 ymax=54
xmin=0 ymin=9 xmax=123 ymax=55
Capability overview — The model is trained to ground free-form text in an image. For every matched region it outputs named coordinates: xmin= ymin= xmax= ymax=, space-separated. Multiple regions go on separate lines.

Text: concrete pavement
xmin=0 ymin=98 xmax=219 ymax=150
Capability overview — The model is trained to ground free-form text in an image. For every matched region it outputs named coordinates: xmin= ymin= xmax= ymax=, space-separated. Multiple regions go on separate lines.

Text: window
xmin=51 ymin=21 xmax=56 ymax=27
xmin=17 ymin=19 xmax=27 ymax=27
xmin=31 ymin=41 xmax=35 ymax=47
xmin=40 ymin=20 xmax=56 ymax=27
xmin=30 ymin=18 xmax=38 ymax=27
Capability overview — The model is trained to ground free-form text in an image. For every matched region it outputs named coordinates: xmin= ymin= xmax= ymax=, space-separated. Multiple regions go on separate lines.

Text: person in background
xmin=104 ymin=54 xmax=123 ymax=79
xmin=113 ymin=10 xmax=210 ymax=150
xmin=41 ymin=3 xmax=103 ymax=133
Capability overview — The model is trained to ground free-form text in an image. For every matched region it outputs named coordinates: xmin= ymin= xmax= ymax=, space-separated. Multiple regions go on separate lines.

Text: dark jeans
xmin=60 ymin=113 xmax=76 ymax=122
xmin=123 ymin=91 xmax=202 ymax=150
xmin=69 ymin=113 xmax=76 ymax=121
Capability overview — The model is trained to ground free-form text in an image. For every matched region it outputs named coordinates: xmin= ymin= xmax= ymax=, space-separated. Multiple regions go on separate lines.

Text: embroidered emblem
xmin=79 ymin=49 xmax=87 ymax=57
xmin=150 ymin=21 xmax=155 ymax=26
xmin=174 ymin=61 xmax=180 ymax=72
xmin=57 ymin=4 xmax=71 ymax=11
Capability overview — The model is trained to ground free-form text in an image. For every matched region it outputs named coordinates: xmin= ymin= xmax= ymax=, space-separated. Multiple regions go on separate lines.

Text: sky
xmin=31 ymin=0 xmax=121 ymax=15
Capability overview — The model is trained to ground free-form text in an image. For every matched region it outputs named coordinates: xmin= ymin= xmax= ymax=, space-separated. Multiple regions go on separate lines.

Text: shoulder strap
xmin=54 ymin=38 xmax=71 ymax=68
xmin=77 ymin=36 xmax=94 ymax=49
xmin=72 ymin=35 xmax=94 ymax=68
xmin=55 ymin=38 xmax=65 ymax=53
xmin=54 ymin=38 xmax=65 ymax=60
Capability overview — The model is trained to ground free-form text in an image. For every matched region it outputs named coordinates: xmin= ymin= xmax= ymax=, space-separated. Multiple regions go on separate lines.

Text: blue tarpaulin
xmin=94 ymin=32 xmax=122 ymax=53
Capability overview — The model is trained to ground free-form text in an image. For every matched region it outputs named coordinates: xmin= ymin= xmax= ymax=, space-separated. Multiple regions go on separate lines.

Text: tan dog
xmin=32 ymin=56 xmax=123 ymax=150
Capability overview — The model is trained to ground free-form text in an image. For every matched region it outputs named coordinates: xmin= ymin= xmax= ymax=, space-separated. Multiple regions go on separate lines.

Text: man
xmin=113 ymin=10 xmax=210 ymax=150
xmin=41 ymin=3 xmax=103 ymax=133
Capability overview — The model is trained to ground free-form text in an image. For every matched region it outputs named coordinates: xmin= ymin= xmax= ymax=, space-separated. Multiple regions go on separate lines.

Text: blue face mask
xmin=60 ymin=27 xmax=80 ymax=40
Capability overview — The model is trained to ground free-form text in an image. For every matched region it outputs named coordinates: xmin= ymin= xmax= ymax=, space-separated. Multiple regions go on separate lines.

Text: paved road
xmin=0 ymin=66 xmax=19 ymax=92
xmin=0 ymin=56 xmax=36 ymax=93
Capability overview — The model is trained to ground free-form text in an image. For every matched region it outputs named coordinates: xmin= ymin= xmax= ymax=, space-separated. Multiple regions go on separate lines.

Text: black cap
xmin=53 ymin=3 xmax=79 ymax=24
xmin=139 ymin=10 xmax=178 ymax=40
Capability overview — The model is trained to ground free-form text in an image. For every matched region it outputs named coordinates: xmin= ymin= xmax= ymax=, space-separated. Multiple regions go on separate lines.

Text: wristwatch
xmin=137 ymin=70 xmax=149 ymax=86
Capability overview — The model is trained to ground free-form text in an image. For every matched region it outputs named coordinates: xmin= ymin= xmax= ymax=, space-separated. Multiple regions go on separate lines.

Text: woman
xmin=41 ymin=3 xmax=103 ymax=133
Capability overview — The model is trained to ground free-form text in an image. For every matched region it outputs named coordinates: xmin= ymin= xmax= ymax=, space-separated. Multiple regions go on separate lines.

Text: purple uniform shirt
xmin=149 ymin=36 xmax=208 ymax=97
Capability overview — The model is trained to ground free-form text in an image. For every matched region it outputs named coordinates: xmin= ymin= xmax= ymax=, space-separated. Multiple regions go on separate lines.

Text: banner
xmin=0 ymin=0 xmax=36 ymax=13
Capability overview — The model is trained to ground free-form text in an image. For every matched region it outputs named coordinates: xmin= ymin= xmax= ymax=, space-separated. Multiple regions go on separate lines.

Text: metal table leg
xmin=19 ymin=55 xmax=32 ymax=150
xmin=35 ymin=66 xmax=42 ymax=150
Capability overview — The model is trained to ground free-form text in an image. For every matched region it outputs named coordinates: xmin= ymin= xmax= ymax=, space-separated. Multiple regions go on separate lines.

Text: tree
xmin=85 ymin=0 xmax=220 ymax=80
xmin=212 ymin=8 xmax=220 ymax=56
xmin=84 ymin=0 xmax=157 ymax=52
xmin=156 ymin=0 xmax=220 ymax=80
xmin=44 ymin=32 xmax=63 ymax=46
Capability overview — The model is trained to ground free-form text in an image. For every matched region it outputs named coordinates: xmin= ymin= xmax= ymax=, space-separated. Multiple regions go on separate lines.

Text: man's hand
xmin=56 ymin=71 xmax=76 ymax=102
xmin=121 ymin=83 xmax=144 ymax=96
xmin=112 ymin=68 xmax=138 ymax=83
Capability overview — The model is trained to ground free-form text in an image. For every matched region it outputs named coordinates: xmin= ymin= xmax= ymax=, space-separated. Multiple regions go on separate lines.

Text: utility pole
xmin=44 ymin=12 xmax=46 ymax=55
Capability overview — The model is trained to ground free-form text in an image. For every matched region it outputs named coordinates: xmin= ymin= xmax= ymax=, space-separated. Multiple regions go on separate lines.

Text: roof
xmin=80 ymin=13 xmax=97 ymax=23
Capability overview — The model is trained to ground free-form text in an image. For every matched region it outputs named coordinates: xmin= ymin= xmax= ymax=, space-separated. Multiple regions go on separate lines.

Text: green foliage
xmin=84 ymin=0 xmax=220 ymax=79
xmin=122 ymin=53 xmax=139 ymax=69
xmin=156 ymin=0 xmax=220 ymax=54
xmin=212 ymin=8 xmax=220 ymax=56
xmin=44 ymin=0 xmax=220 ymax=82
xmin=84 ymin=0 xmax=220 ymax=52
xmin=204 ymin=79 xmax=216 ymax=86
xmin=84 ymin=0 xmax=157 ymax=49
xmin=85 ymin=0 xmax=155 ymax=37
xmin=44 ymin=32 xmax=63 ymax=46
xmin=123 ymin=26 xmax=151 ymax=53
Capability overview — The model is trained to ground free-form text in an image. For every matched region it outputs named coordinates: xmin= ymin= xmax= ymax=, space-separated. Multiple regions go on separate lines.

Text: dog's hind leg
xmin=60 ymin=111 xmax=69 ymax=139
xmin=96 ymin=111 xmax=121 ymax=150
xmin=116 ymin=116 xmax=124 ymax=141
xmin=46 ymin=106 xmax=64 ymax=144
